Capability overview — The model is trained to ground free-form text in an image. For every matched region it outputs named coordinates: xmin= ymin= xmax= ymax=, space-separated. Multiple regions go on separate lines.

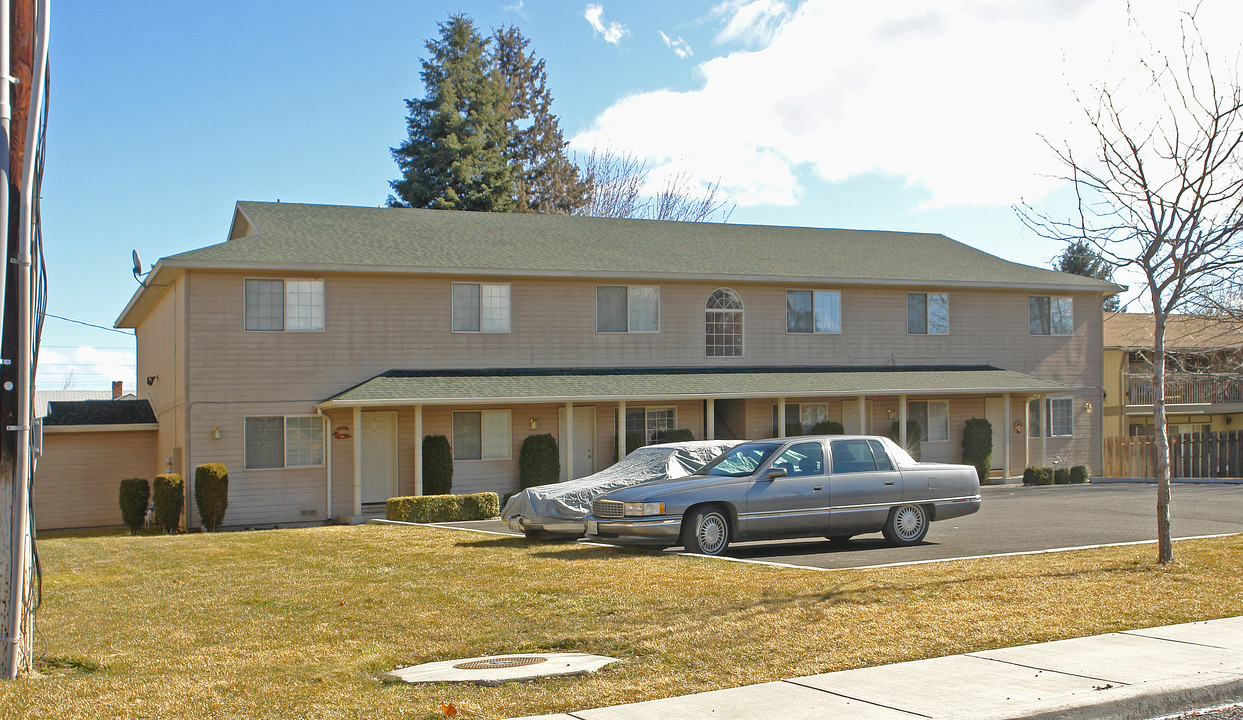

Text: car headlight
xmin=623 ymin=501 xmax=665 ymax=517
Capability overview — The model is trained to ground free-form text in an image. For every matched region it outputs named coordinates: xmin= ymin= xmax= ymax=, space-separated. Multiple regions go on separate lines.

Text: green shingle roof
xmin=170 ymin=201 xmax=1119 ymax=291
xmin=319 ymin=366 xmax=1070 ymax=406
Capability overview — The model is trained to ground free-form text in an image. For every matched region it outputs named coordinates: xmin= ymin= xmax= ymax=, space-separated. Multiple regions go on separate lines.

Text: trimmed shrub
xmin=1054 ymin=467 xmax=1071 ymax=485
xmin=889 ymin=420 xmax=922 ymax=460
xmin=385 ymin=492 xmax=500 ymax=523
xmin=118 ymin=478 xmax=150 ymax=535
xmin=519 ymin=434 xmax=560 ymax=489
xmin=961 ymin=418 xmax=993 ymax=485
xmin=152 ymin=473 xmax=184 ymax=533
xmin=664 ymin=428 xmax=695 ymax=442
xmin=811 ymin=420 xmax=845 ymax=435
xmin=785 ymin=422 xmax=804 ymax=437
xmin=1023 ymin=466 xmax=1056 ymax=485
xmin=1070 ymin=465 xmax=1089 ymax=484
xmin=625 ymin=431 xmax=645 ymax=455
xmin=194 ymin=463 xmax=229 ymax=531
xmin=422 ymin=435 xmax=453 ymax=496
xmin=1022 ymin=466 xmax=1037 ymax=485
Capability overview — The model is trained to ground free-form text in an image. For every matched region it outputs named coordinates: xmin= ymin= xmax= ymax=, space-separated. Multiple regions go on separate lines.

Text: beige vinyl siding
xmin=135 ymin=274 xmax=187 ymax=481
xmin=36 ymin=429 xmax=158 ymax=530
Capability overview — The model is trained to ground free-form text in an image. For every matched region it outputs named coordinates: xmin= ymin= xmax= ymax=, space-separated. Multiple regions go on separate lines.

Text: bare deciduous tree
xmin=1018 ymin=13 xmax=1243 ymax=564
xmin=575 ymin=147 xmax=734 ymax=222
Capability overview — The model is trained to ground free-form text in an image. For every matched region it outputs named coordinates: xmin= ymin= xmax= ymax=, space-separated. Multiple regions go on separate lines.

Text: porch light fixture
xmin=1084 ymin=402 xmax=1093 ymax=414
xmin=529 ymin=419 xmax=538 ymax=430
xmin=886 ymin=409 xmax=896 ymax=419
xmin=212 ymin=427 xmax=221 ymax=440
xmin=1013 ymin=421 xmax=1023 ymax=434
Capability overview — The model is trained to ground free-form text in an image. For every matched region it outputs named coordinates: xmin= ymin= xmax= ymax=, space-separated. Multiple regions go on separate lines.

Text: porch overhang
xmin=315 ymin=365 xmax=1073 ymax=409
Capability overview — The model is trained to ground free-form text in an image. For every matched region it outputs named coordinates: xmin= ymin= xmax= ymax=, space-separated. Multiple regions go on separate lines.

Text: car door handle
xmin=884 ymin=479 xmax=895 ymax=485
xmin=812 ymin=486 xmax=824 ymax=492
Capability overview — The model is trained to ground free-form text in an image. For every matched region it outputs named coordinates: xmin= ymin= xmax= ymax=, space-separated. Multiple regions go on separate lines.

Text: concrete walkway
xmin=509 ymin=616 xmax=1243 ymax=720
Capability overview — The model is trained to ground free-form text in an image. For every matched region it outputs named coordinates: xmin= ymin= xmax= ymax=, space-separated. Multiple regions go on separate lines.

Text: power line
xmin=45 ymin=313 xmax=132 ymax=335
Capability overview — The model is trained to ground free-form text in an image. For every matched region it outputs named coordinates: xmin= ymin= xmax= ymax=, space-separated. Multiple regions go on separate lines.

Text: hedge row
xmin=1023 ymin=465 xmax=1090 ymax=485
xmin=385 ymin=492 xmax=500 ymax=523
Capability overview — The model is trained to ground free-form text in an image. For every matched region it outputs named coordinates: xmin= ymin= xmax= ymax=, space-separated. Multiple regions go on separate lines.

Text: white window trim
xmin=907 ymin=292 xmax=949 ymax=336
xmin=243 ymin=414 xmax=326 ymax=470
xmin=626 ymin=405 xmax=678 ymax=445
xmin=243 ymin=278 xmax=326 ymax=333
xmin=705 ymin=288 xmax=745 ymax=359
xmin=452 ymin=409 xmax=513 ymax=461
xmin=1029 ymin=296 xmax=1074 ymax=336
xmin=1046 ymin=395 xmax=1075 ymax=437
xmin=595 ymin=284 xmax=661 ymax=334
xmin=785 ymin=289 xmax=842 ymax=335
xmin=772 ymin=402 xmax=829 ymax=434
xmin=451 ymin=282 xmax=512 ymax=334
xmin=909 ymin=399 xmax=950 ymax=443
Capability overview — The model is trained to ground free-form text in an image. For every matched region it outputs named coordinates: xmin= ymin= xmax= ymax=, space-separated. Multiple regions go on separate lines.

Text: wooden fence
xmin=1105 ymin=430 xmax=1243 ymax=478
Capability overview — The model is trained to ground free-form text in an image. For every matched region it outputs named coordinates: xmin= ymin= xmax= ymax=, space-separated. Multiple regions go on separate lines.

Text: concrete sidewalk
xmin=510 ymin=616 xmax=1243 ymax=720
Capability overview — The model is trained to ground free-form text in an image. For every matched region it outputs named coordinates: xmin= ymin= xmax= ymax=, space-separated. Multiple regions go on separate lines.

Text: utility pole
xmin=0 ymin=0 xmax=46 ymax=680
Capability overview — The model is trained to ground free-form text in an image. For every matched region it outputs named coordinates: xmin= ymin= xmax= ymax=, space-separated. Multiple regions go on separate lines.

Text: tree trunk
xmin=1153 ymin=310 xmax=1174 ymax=564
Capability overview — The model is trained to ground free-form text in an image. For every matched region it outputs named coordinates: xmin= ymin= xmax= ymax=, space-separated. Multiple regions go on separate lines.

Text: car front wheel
xmin=882 ymin=504 xmax=929 ymax=546
xmin=683 ymin=506 xmax=731 ymax=555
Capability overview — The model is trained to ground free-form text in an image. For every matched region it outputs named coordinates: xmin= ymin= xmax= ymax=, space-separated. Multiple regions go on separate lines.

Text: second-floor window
xmin=706 ymin=288 xmax=743 ymax=357
xmin=597 ymin=286 xmax=659 ymax=333
xmin=1030 ymin=296 xmax=1073 ymax=335
xmin=907 ymin=293 xmax=948 ymax=334
xmin=453 ymin=283 xmax=511 ymax=333
xmin=787 ymin=290 xmax=841 ymax=333
xmin=245 ymin=279 xmax=325 ymax=332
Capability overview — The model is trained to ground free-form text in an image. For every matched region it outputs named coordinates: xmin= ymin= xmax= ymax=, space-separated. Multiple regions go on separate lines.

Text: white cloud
xmin=712 ymin=0 xmax=793 ymax=47
xmin=585 ymin=4 xmax=628 ymax=45
xmin=503 ymin=0 xmax=526 ymax=17
xmin=660 ymin=31 xmax=693 ymax=58
xmin=39 ymin=346 xmax=136 ymax=390
xmin=572 ymin=0 xmax=1243 ymax=210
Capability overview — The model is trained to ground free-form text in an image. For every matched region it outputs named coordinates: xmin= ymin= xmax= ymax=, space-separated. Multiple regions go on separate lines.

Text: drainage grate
xmin=452 ymin=656 xmax=548 ymax=671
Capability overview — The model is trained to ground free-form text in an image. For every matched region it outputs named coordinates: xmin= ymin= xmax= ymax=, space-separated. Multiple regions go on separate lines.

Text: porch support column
xmin=1024 ymin=396 xmax=1032 ymax=471
xmin=898 ymin=394 xmax=908 ymax=449
xmin=777 ymin=397 xmax=787 ymax=438
xmin=706 ymin=398 xmax=715 ymax=440
xmin=414 ymin=404 xmax=423 ymax=495
xmin=857 ymin=395 xmax=867 ymax=435
xmin=352 ymin=406 xmax=363 ymax=518
xmin=617 ymin=400 xmax=627 ymax=463
xmin=1039 ymin=393 xmax=1048 ymax=466
xmin=565 ymin=402 xmax=575 ymax=482
xmin=1003 ymin=393 xmax=1012 ymax=478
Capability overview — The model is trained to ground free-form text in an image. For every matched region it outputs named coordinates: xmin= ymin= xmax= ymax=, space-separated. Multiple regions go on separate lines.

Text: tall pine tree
xmin=388 ymin=15 xmax=514 ymax=211
xmin=493 ymin=26 xmax=589 ymax=214
xmin=1054 ymin=239 xmax=1121 ymax=310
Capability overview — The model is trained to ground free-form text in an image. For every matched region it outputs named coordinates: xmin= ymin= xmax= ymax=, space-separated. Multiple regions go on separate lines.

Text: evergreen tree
xmin=388 ymin=15 xmax=514 ymax=211
xmin=1054 ymin=239 xmax=1121 ymax=310
xmin=493 ymin=26 xmax=589 ymax=214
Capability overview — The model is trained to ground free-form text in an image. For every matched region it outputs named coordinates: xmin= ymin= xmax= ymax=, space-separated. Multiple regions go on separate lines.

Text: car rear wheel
xmin=882 ymin=504 xmax=929 ymax=546
xmin=683 ymin=506 xmax=731 ymax=555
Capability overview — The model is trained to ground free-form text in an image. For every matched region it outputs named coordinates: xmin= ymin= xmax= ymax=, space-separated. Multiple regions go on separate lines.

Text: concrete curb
xmin=968 ymin=670 xmax=1243 ymax=720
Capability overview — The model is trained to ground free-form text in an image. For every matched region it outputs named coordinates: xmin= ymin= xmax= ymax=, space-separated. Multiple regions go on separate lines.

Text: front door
xmin=558 ymin=406 xmax=596 ymax=479
xmin=985 ymin=397 xmax=1006 ymax=472
xmin=361 ymin=411 xmax=397 ymax=504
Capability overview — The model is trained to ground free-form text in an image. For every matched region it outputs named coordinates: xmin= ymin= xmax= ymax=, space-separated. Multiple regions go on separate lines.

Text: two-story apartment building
xmin=115 ymin=202 xmax=1118 ymax=528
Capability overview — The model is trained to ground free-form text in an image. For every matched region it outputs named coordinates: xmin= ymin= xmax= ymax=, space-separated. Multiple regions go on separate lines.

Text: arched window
xmin=705 ymin=288 xmax=743 ymax=357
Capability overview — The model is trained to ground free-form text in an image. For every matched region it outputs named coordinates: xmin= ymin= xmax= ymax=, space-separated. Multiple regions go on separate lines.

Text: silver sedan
xmin=584 ymin=435 xmax=981 ymax=555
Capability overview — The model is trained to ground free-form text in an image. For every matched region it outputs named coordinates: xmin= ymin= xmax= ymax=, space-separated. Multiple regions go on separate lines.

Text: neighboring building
xmin=115 ymin=202 xmax=1119 ymax=528
xmin=1102 ymin=312 xmax=1243 ymax=440
xmin=36 ymin=397 xmax=158 ymax=530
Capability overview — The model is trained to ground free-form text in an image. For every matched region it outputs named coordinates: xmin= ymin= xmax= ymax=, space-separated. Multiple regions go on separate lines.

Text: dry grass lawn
xmin=3 ymin=524 xmax=1241 ymax=720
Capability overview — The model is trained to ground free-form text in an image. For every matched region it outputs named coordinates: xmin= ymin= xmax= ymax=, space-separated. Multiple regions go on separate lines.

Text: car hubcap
xmin=894 ymin=506 xmax=924 ymax=540
xmin=698 ymin=514 xmax=727 ymax=553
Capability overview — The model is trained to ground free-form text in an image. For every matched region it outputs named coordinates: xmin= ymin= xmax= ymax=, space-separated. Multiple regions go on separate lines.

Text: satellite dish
xmin=132 ymin=250 xmax=145 ymax=285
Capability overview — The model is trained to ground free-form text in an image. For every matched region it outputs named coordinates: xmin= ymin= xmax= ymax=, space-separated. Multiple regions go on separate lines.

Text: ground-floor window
xmin=453 ymin=410 xmax=512 ymax=460
xmin=771 ymin=402 xmax=828 ymax=435
xmin=1030 ymin=396 xmax=1074 ymax=437
xmin=625 ymin=406 xmax=675 ymax=446
xmin=908 ymin=401 xmax=949 ymax=442
xmin=244 ymin=415 xmax=325 ymax=469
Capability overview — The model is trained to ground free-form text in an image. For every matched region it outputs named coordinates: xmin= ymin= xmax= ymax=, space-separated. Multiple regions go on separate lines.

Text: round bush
xmin=1070 ymin=465 xmax=1089 ymax=484
xmin=1054 ymin=467 xmax=1071 ymax=485
xmin=1036 ymin=467 xmax=1055 ymax=485
xmin=1023 ymin=467 xmax=1037 ymax=485
xmin=811 ymin=420 xmax=844 ymax=435
xmin=423 ymin=435 xmax=453 ymax=496
xmin=195 ymin=463 xmax=229 ymax=531
xmin=118 ymin=477 xmax=150 ymax=535
xmin=664 ymin=428 xmax=695 ymax=442
xmin=519 ymin=434 xmax=560 ymax=489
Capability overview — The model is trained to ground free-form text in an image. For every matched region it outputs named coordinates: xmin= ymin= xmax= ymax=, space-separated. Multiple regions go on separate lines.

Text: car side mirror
xmin=763 ymin=467 xmax=787 ymax=481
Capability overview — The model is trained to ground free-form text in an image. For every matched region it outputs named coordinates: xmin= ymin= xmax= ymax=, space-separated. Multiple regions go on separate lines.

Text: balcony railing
xmin=1126 ymin=372 xmax=1243 ymax=406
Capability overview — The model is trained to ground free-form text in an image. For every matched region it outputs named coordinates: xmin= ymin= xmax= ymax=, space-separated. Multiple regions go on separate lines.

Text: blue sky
xmin=39 ymin=0 xmax=1243 ymax=390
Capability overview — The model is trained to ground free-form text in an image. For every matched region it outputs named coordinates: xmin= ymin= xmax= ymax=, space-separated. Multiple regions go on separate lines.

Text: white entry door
xmin=361 ymin=411 xmax=397 ymax=503
xmin=842 ymin=400 xmax=874 ymax=435
xmin=558 ymin=406 xmax=596 ymax=479
xmin=984 ymin=398 xmax=1006 ymax=471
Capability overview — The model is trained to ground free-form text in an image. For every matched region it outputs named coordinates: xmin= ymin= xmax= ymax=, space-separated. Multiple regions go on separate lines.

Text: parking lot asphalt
xmin=436 ymin=482 xmax=1243 ymax=570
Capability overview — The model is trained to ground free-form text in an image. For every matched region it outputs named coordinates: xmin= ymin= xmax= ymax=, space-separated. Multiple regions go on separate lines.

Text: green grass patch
xmin=4 ymin=525 xmax=1240 ymax=719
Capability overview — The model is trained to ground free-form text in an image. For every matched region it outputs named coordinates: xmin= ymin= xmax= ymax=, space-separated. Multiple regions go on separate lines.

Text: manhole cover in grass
xmin=453 ymin=656 xmax=547 ymax=670
xmin=388 ymin=652 xmax=618 ymax=685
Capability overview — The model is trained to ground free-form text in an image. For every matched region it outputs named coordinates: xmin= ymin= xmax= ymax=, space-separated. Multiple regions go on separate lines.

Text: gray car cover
xmin=501 ymin=440 xmax=741 ymax=529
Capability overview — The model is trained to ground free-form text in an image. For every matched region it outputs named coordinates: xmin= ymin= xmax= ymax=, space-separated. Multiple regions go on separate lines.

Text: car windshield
xmin=700 ymin=443 xmax=781 ymax=477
